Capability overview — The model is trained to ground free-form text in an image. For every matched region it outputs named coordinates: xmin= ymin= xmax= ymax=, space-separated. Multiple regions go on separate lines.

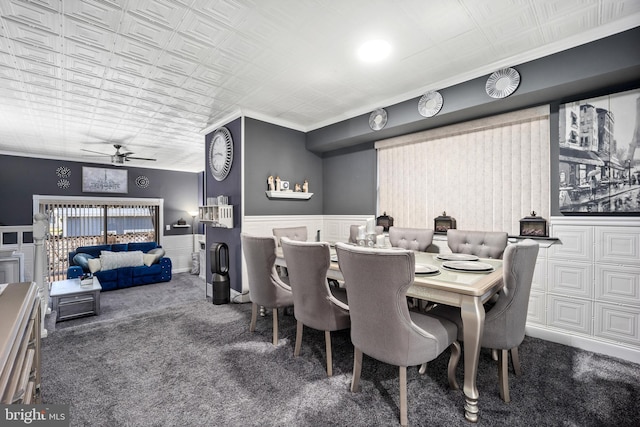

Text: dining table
xmin=275 ymin=245 xmax=504 ymax=423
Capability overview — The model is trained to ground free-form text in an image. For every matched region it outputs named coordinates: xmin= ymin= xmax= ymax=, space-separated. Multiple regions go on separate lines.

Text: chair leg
xmin=399 ymin=366 xmax=408 ymax=427
xmin=294 ymin=321 xmax=303 ymax=356
xmin=272 ymin=308 xmax=279 ymax=346
xmin=491 ymin=348 xmax=498 ymax=361
xmin=448 ymin=341 xmax=461 ymax=390
xmin=418 ymin=363 xmax=427 ymax=374
xmin=498 ymin=349 xmax=510 ymax=402
xmin=325 ymin=330 xmax=333 ymax=377
xmin=511 ymin=347 xmax=522 ymax=376
xmin=351 ymin=348 xmax=362 ymax=393
xmin=250 ymin=303 xmax=258 ymax=332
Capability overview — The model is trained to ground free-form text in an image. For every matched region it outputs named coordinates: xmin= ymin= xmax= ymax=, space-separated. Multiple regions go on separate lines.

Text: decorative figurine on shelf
xmin=275 ymin=176 xmax=281 ymax=191
xmin=302 ymin=179 xmax=309 ymax=193
xmin=294 ymin=183 xmax=301 ymax=192
xmin=267 ymin=175 xmax=275 ymax=191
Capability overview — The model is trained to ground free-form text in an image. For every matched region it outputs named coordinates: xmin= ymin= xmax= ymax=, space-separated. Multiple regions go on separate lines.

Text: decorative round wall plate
xmin=418 ymin=91 xmax=443 ymax=117
xmin=209 ymin=127 xmax=234 ymax=181
xmin=485 ymin=67 xmax=520 ymax=99
xmin=369 ymin=108 xmax=387 ymax=131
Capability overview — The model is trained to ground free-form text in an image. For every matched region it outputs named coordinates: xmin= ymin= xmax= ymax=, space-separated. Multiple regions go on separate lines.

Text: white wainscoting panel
xmin=548 ymin=260 xmax=593 ymax=298
xmin=162 ymin=234 xmax=193 ymax=273
xmin=531 ymin=246 xmax=547 ymax=292
xmin=548 ymin=295 xmax=592 ymax=335
xmin=594 ymin=303 xmax=640 ymax=345
xmin=595 ymin=265 xmax=640 ymax=306
xmin=549 ymin=225 xmax=593 ymax=262
xmin=527 ymin=290 xmax=546 ymax=325
xmin=523 ymin=217 xmax=640 ymax=363
xmin=595 ymin=226 xmax=640 ymax=264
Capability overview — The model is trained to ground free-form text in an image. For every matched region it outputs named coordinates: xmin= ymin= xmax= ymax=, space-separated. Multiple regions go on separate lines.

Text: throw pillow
xmin=146 ymin=247 xmax=165 ymax=265
xmin=143 ymin=254 xmax=156 ymax=267
xmin=100 ymin=250 xmax=144 ymax=271
xmin=73 ymin=253 xmax=94 ymax=272
xmin=87 ymin=258 xmax=101 ymax=273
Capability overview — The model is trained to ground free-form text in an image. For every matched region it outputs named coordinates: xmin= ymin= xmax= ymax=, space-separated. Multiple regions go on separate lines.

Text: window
xmin=34 ymin=196 xmax=163 ymax=281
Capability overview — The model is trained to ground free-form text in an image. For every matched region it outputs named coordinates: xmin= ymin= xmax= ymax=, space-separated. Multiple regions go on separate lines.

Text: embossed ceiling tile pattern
xmin=3 ymin=19 xmax=59 ymax=50
xmin=0 ymin=0 xmax=61 ymax=33
xmin=127 ymin=0 xmax=189 ymax=29
xmin=0 ymin=0 xmax=638 ymax=171
xmin=120 ymin=13 xmax=174 ymax=49
xmin=64 ymin=0 xmax=123 ymax=30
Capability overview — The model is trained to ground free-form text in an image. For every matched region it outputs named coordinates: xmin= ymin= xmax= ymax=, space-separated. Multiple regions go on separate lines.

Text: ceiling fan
xmin=81 ymin=144 xmax=156 ymax=166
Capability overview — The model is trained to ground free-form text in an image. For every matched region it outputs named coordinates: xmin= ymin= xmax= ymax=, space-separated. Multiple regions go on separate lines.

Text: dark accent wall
xmin=205 ymin=117 xmax=242 ymax=292
xmin=244 ymin=117 xmax=322 ymax=216
xmin=0 ymin=155 xmax=199 ymax=235
xmin=322 ymin=143 xmax=377 ymax=215
xmin=314 ymin=27 xmax=640 ymax=217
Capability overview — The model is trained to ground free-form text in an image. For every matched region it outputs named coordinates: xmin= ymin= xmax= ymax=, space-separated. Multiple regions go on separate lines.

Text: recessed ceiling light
xmin=357 ymin=40 xmax=391 ymax=63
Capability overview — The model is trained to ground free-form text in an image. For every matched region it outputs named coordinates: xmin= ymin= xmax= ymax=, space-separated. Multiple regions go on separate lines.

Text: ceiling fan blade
xmin=126 ymin=156 xmax=157 ymax=161
xmin=81 ymin=149 xmax=111 ymax=156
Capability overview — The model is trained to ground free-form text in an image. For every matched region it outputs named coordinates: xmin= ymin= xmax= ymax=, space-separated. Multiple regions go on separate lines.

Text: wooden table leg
xmin=460 ymin=295 xmax=485 ymax=423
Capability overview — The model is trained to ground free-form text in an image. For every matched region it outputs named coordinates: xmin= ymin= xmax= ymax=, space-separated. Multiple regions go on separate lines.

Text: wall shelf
xmin=198 ymin=205 xmax=233 ymax=228
xmin=265 ymin=191 xmax=313 ymax=200
xmin=173 ymin=224 xmax=190 ymax=228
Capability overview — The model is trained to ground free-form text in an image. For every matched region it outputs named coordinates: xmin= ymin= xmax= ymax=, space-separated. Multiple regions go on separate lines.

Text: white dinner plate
xmin=415 ymin=264 xmax=439 ymax=274
xmin=436 ymin=253 xmax=479 ymax=261
xmin=442 ymin=261 xmax=494 ymax=273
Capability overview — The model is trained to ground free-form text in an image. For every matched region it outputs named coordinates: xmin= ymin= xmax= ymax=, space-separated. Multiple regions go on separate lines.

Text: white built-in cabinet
xmin=526 ymin=217 xmax=640 ymax=360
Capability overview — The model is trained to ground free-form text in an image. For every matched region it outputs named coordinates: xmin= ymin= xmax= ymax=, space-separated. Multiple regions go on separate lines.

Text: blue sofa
xmin=67 ymin=242 xmax=172 ymax=291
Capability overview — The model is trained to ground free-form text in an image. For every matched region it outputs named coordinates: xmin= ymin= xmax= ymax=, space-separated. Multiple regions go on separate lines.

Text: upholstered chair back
xmin=447 ymin=229 xmax=508 ymax=259
xmin=272 ymin=226 xmax=308 ymax=247
xmin=281 ymin=238 xmax=350 ymax=332
xmin=388 ymin=227 xmax=434 ymax=252
xmin=348 ymin=224 xmax=384 ymax=243
xmin=336 ymin=243 xmax=455 ymax=366
xmin=482 ymin=239 xmax=539 ymax=350
xmin=240 ymin=233 xmax=293 ymax=308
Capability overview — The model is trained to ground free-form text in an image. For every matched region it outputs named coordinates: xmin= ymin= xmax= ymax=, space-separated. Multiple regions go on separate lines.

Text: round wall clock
xmin=209 ymin=127 xmax=234 ymax=181
xmin=369 ymin=108 xmax=387 ymax=131
xmin=485 ymin=67 xmax=520 ymax=99
xmin=418 ymin=91 xmax=443 ymax=117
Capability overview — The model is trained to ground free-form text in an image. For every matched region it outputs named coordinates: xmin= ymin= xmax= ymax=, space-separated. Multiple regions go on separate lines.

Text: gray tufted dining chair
xmin=388 ymin=227 xmax=434 ymax=252
xmin=335 ymin=242 xmax=460 ymax=427
xmin=272 ymin=226 xmax=308 ymax=246
xmin=348 ymin=224 xmax=384 ymax=243
xmin=446 ymin=229 xmax=509 ymax=259
xmin=429 ymin=239 xmax=539 ymax=402
xmin=281 ymin=238 xmax=350 ymax=376
xmin=241 ymin=233 xmax=294 ymax=346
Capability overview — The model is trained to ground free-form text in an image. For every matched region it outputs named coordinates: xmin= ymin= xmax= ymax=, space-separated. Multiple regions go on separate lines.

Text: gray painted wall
xmin=322 ymin=143 xmax=377 ymax=215
xmin=244 ymin=117 xmax=322 ymax=216
xmin=315 ymin=27 xmax=640 ymax=217
xmin=205 ymin=117 xmax=243 ymax=292
xmin=0 ymin=154 xmax=199 ymax=235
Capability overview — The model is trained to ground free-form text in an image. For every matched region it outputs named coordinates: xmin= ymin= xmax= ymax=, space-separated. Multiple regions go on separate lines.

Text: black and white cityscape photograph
xmin=559 ymin=88 xmax=640 ymax=213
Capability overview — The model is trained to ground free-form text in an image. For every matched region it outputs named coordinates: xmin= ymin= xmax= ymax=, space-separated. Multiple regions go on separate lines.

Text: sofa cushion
xmin=100 ymin=250 xmax=144 ymax=271
xmin=143 ymin=248 xmax=166 ymax=266
xmin=76 ymin=244 xmax=112 ymax=258
xmin=128 ymin=242 xmax=158 ymax=253
xmin=111 ymin=243 xmax=128 ymax=252
xmin=73 ymin=253 xmax=94 ymax=272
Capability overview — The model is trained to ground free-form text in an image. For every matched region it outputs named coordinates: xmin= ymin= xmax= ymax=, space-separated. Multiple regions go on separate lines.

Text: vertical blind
xmin=376 ymin=106 xmax=550 ymax=234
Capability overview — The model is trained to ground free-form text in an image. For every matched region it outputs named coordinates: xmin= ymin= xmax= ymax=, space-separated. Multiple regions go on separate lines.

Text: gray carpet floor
xmin=40 ymin=273 xmax=640 ymax=426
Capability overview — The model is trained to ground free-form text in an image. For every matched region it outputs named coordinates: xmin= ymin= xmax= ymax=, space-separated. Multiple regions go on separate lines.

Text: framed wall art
xmin=558 ymin=88 xmax=639 ymax=214
xmin=82 ymin=167 xmax=128 ymax=193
